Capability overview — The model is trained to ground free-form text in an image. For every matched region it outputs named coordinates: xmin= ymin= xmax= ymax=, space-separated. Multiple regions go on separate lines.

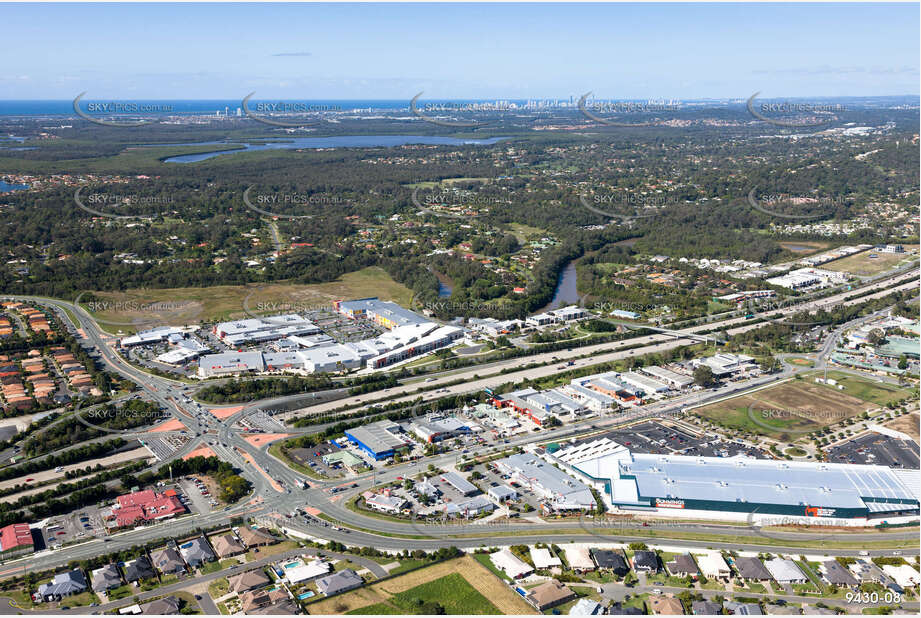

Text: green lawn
xmin=208 ymin=577 xmax=229 ymax=599
xmin=388 ymin=573 xmax=500 ymax=615
xmin=811 ymin=371 xmax=914 ymax=406
xmin=107 ymin=585 xmax=134 ymax=601
xmin=388 ymin=559 xmax=428 ymax=576
xmin=200 ymin=561 xmax=224 ymax=575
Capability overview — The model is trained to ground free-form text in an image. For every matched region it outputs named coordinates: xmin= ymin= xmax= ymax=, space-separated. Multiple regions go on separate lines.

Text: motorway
xmin=0 ymin=266 xmax=918 ymax=580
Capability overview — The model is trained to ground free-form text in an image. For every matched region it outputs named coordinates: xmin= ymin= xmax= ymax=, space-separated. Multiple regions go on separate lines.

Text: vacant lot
xmin=810 ymin=371 xmax=914 ymax=407
xmin=778 ymin=241 xmax=830 ymax=254
xmin=309 ymin=555 xmax=532 ymax=615
xmin=694 ymin=378 xmax=875 ymax=440
xmin=822 ymin=247 xmax=919 ymax=277
xmin=83 ymin=267 xmax=412 ymax=333
xmin=886 ymin=412 xmax=920 ymax=444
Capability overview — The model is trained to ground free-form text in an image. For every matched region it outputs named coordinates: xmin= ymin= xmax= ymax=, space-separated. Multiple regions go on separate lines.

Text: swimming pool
xmin=283 ymin=561 xmax=301 ymax=569
xmin=297 ymin=591 xmax=315 ymax=600
xmin=515 ymin=587 xmax=527 ymax=597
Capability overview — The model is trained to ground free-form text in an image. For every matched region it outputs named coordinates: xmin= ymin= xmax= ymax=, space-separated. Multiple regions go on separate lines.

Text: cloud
xmin=272 ymin=52 xmax=312 ymax=57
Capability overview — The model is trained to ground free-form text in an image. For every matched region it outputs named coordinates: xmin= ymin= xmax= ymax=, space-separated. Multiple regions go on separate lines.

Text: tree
xmin=693 ymin=365 xmax=714 ymax=387
xmin=898 ymin=355 xmax=908 ymax=370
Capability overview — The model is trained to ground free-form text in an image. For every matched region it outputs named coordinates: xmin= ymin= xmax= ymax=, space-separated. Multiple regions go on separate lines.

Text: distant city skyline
xmin=1 ymin=2 xmax=918 ymax=100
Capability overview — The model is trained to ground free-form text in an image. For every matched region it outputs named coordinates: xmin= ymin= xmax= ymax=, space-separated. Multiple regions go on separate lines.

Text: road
xmin=0 ymin=266 xmax=916 ymax=583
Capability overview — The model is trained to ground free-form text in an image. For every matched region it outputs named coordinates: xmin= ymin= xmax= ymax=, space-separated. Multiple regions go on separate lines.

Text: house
xmin=91 ymin=564 xmax=123 ymax=593
xmin=237 ymin=526 xmax=277 ymax=548
xmin=692 ymin=600 xmax=723 ymax=614
xmin=849 ymin=559 xmax=886 ymax=584
xmin=821 ymin=560 xmax=858 ymax=588
xmin=666 ymin=554 xmax=699 ymax=579
xmin=648 ymin=595 xmax=685 ymax=615
xmin=725 ymin=601 xmax=764 ymax=615
xmin=150 ymin=547 xmax=186 ymax=574
xmin=591 ymin=548 xmax=629 ymax=576
xmin=697 ymin=553 xmax=731 ymax=580
xmin=178 ymin=537 xmax=215 ymax=568
xmin=140 ymin=596 xmax=181 ymax=615
xmin=489 ymin=548 xmax=533 ymax=579
xmin=240 ymin=588 xmax=290 ymax=613
xmin=524 ymin=580 xmax=577 ymax=611
xmin=530 ymin=547 xmax=562 ymax=570
xmin=882 ymin=564 xmax=920 ymax=588
xmin=122 ymin=557 xmax=155 ymax=583
xmin=247 ymin=599 xmax=300 ymax=615
xmin=569 ymin=599 xmax=603 ymax=615
xmin=734 ymin=557 xmax=773 ymax=582
xmin=316 ymin=569 xmax=363 ymax=596
xmin=228 ymin=569 xmax=271 ymax=594
xmin=632 ymin=550 xmax=659 ymax=573
xmin=283 ymin=559 xmax=331 ymax=584
xmin=764 ymin=558 xmax=807 ymax=584
xmin=37 ymin=569 xmax=87 ymax=600
xmin=562 ymin=545 xmax=595 ymax=572
xmin=210 ymin=533 xmax=245 ymax=558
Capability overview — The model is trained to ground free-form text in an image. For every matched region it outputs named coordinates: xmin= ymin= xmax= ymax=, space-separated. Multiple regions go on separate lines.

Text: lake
xmin=153 ymin=135 xmax=510 ymax=163
xmin=540 ymin=261 xmax=579 ymax=311
xmin=0 ymin=180 xmax=29 ymax=193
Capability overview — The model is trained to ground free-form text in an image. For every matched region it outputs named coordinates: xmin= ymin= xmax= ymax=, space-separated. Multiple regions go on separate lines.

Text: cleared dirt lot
xmin=695 ymin=379 xmax=873 ymax=440
xmin=886 ymin=412 xmax=920 ymax=444
xmin=306 ymin=555 xmax=533 ymax=615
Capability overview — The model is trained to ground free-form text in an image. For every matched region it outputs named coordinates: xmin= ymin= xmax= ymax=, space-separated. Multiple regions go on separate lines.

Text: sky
xmin=1 ymin=2 xmax=918 ymax=100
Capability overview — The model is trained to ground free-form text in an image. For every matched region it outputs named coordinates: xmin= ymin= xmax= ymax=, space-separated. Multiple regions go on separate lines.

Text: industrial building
xmin=409 ymin=415 xmax=470 ymax=443
xmin=212 ymin=315 xmax=320 ymax=347
xmin=551 ymin=437 xmax=920 ymax=521
xmin=120 ymin=326 xmax=185 ymax=347
xmin=440 ymin=470 xmax=478 ymax=496
xmin=344 ymin=420 xmax=412 ymax=460
xmin=494 ymin=452 xmax=597 ymax=512
xmin=334 ymin=297 xmax=428 ymax=330
xmin=0 ymin=523 xmax=33 ymax=558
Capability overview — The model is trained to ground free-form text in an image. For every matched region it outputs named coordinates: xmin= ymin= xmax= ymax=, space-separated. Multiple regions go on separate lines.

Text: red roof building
xmin=112 ymin=490 xmax=185 ymax=528
xmin=0 ymin=523 xmax=34 ymax=556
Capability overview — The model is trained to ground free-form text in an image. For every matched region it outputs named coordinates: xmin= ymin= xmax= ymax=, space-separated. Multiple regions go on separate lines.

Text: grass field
xmin=822 ymin=246 xmax=919 ymax=277
xmin=81 ymin=266 xmax=412 ymax=333
xmin=778 ymin=241 xmax=831 ymax=254
xmin=693 ymin=378 xmax=876 ymax=440
xmin=808 ymin=371 xmax=914 ymax=407
xmin=309 ymin=555 xmax=532 ymax=615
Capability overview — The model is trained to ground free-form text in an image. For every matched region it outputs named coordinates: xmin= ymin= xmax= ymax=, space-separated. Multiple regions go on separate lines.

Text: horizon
xmin=2 ymin=3 xmax=918 ymax=99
